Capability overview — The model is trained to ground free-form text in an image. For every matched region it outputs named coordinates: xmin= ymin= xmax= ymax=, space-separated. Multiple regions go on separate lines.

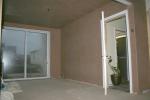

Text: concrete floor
xmin=14 ymin=79 xmax=150 ymax=100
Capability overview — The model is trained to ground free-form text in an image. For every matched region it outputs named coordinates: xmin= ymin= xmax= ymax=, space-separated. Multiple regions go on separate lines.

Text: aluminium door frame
xmin=101 ymin=10 xmax=133 ymax=94
xmin=3 ymin=26 xmax=50 ymax=81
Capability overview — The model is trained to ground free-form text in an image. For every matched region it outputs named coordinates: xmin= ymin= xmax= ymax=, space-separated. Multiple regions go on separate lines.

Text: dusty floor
xmin=14 ymin=79 xmax=150 ymax=100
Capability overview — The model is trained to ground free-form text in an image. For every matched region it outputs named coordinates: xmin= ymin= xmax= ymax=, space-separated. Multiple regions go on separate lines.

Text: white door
xmin=101 ymin=11 xmax=108 ymax=95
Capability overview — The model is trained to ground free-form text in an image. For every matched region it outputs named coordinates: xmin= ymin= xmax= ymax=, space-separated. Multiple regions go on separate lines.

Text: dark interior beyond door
xmin=116 ymin=37 xmax=128 ymax=83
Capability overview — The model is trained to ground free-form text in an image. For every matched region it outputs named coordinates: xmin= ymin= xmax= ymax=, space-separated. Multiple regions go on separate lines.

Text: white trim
xmin=101 ymin=11 xmax=108 ymax=95
xmin=102 ymin=10 xmax=133 ymax=94
xmin=47 ymin=32 xmax=50 ymax=78
xmin=114 ymin=0 xmax=132 ymax=6
xmin=101 ymin=20 xmax=105 ymax=89
xmin=4 ymin=26 xmax=49 ymax=34
xmin=4 ymin=77 xmax=50 ymax=82
xmin=24 ymin=31 xmax=27 ymax=78
xmin=126 ymin=10 xmax=133 ymax=94
xmin=116 ymin=35 xmax=126 ymax=39
xmin=2 ymin=26 xmax=51 ymax=80
xmin=105 ymin=10 xmax=127 ymax=21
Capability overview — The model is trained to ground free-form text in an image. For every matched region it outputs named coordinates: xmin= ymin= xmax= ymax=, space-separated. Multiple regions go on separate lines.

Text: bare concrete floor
xmin=15 ymin=79 xmax=150 ymax=100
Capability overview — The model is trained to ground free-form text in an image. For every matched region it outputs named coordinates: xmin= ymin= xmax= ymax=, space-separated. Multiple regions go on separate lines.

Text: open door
xmin=101 ymin=10 xmax=133 ymax=95
xmin=101 ymin=11 xmax=108 ymax=95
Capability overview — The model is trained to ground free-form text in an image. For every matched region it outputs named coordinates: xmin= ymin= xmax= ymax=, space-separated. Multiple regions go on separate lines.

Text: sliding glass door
xmin=26 ymin=32 xmax=47 ymax=78
xmin=2 ymin=27 xmax=49 ymax=80
xmin=2 ymin=29 xmax=26 ymax=79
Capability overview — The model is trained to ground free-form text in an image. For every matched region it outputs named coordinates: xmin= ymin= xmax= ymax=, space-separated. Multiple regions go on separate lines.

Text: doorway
xmin=101 ymin=10 xmax=133 ymax=94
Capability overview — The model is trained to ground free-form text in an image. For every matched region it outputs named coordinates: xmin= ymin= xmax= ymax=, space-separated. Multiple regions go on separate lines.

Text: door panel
xmin=26 ymin=32 xmax=47 ymax=78
xmin=101 ymin=11 xmax=108 ymax=95
xmin=2 ymin=29 xmax=26 ymax=79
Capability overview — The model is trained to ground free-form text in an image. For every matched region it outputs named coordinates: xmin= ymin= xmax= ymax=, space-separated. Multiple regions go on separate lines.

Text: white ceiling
xmin=4 ymin=0 xmax=110 ymax=28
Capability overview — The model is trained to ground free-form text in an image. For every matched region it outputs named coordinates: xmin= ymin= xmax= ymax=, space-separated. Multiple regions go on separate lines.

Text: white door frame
xmin=101 ymin=10 xmax=133 ymax=94
xmin=2 ymin=26 xmax=51 ymax=81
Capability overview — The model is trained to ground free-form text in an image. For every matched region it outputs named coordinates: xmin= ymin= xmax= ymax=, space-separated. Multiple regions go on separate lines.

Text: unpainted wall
xmin=61 ymin=1 xmax=126 ymax=85
xmin=61 ymin=0 xmax=150 ymax=93
xmin=129 ymin=0 xmax=150 ymax=92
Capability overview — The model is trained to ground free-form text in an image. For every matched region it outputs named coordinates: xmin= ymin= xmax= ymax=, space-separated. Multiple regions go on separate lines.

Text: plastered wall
xmin=128 ymin=0 xmax=150 ymax=92
xmin=61 ymin=1 xmax=126 ymax=85
xmin=61 ymin=0 xmax=150 ymax=93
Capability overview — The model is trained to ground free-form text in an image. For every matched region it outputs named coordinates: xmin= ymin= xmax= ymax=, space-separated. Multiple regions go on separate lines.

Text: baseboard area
xmin=64 ymin=79 xmax=101 ymax=88
xmin=142 ymin=89 xmax=150 ymax=94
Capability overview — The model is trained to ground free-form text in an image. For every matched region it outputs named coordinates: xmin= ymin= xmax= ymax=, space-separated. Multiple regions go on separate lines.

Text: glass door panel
xmin=2 ymin=29 xmax=26 ymax=79
xmin=26 ymin=32 xmax=47 ymax=78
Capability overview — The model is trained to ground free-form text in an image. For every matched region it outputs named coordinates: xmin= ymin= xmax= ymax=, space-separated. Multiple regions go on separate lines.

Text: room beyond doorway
xmin=106 ymin=16 xmax=129 ymax=92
